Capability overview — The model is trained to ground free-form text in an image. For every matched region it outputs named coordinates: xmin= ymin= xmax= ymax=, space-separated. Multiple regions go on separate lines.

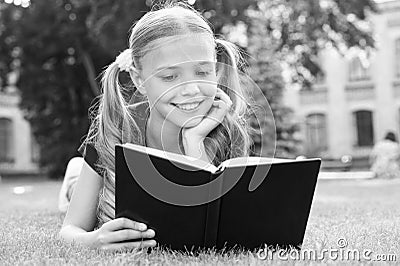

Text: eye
xmin=161 ymin=74 xmax=177 ymax=82
xmin=196 ymin=71 xmax=211 ymax=77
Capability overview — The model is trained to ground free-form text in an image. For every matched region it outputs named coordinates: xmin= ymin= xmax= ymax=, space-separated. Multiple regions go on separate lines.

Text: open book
xmin=115 ymin=143 xmax=321 ymax=251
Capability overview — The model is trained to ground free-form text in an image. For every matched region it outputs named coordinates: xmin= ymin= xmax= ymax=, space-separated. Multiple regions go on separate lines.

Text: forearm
xmin=59 ymin=224 xmax=98 ymax=248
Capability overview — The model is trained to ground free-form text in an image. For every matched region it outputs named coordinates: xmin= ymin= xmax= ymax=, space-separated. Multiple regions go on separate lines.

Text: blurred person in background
xmin=369 ymin=131 xmax=400 ymax=179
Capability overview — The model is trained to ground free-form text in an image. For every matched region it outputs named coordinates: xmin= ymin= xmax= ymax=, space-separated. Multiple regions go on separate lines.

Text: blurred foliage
xmin=246 ymin=0 xmax=377 ymax=87
xmin=193 ymin=0 xmax=256 ymax=33
xmin=0 ymin=0 xmax=376 ymax=176
xmin=0 ymin=0 xmax=150 ymax=178
xmin=246 ymin=23 xmax=301 ymax=158
xmin=196 ymin=0 xmax=377 ymax=87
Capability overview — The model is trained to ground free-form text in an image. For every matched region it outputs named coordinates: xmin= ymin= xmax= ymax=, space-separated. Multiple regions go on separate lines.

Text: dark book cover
xmin=115 ymin=144 xmax=321 ymax=251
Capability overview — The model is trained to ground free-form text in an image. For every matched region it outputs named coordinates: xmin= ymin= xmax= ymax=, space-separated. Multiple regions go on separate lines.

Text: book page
xmin=220 ymin=156 xmax=316 ymax=168
xmin=122 ymin=143 xmax=219 ymax=173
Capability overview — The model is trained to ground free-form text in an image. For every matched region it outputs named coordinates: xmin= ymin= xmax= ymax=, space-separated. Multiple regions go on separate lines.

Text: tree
xmin=193 ymin=0 xmax=257 ymax=33
xmin=0 ymin=0 xmax=149 ymax=178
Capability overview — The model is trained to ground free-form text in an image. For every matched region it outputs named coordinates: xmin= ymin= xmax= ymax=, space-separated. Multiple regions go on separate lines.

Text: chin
xmin=167 ymin=114 xmax=203 ymax=129
xmin=164 ymin=105 xmax=206 ymax=127
xmin=181 ymin=118 xmax=203 ymax=128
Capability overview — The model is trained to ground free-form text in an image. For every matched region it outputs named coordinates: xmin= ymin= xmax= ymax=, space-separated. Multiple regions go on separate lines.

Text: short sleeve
xmin=78 ymin=142 xmax=102 ymax=176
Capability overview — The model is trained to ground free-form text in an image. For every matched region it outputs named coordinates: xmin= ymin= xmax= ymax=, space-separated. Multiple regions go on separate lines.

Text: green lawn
xmin=0 ymin=177 xmax=399 ymax=265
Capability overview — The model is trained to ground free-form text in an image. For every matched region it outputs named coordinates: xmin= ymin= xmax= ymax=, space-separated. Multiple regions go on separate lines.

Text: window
xmin=0 ymin=118 xmax=14 ymax=163
xmin=315 ymin=71 xmax=326 ymax=85
xmin=31 ymin=133 xmax=40 ymax=163
xmin=305 ymin=113 xmax=328 ymax=156
xmin=349 ymin=57 xmax=370 ymax=81
xmin=396 ymin=38 xmax=400 ymax=78
xmin=354 ymin=110 xmax=374 ymax=147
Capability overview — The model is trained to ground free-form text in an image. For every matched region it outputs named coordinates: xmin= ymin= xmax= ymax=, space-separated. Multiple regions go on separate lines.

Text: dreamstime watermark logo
xmin=121 ymin=35 xmax=277 ymax=206
xmin=256 ymin=238 xmax=398 ymax=262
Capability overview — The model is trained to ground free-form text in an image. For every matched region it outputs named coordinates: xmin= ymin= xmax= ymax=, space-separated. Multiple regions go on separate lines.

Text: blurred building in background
xmin=283 ymin=0 xmax=400 ymax=169
xmin=0 ymin=72 xmax=39 ymax=176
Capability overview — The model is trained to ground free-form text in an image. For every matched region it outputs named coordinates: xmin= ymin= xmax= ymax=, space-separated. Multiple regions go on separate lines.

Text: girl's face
xmin=138 ymin=34 xmax=218 ymax=129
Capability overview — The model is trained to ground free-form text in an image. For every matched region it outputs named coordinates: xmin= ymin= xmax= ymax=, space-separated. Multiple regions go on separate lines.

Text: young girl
xmin=59 ymin=2 xmax=254 ymax=251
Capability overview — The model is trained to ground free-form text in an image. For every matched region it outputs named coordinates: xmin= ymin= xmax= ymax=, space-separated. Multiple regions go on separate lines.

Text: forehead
xmin=140 ymin=34 xmax=216 ymax=74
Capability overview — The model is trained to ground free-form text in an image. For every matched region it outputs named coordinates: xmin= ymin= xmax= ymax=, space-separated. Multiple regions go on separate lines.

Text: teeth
xmin=176 ymin=102 xmax=200 ymax=111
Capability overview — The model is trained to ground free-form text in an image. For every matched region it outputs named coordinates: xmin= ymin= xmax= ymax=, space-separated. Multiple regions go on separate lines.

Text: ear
xmin=128 ymin=67 xmax=146 ymax=95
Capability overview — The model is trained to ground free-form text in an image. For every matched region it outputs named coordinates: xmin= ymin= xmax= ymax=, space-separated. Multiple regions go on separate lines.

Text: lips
xmin=171 ymin=100 xmax=204 ymax=111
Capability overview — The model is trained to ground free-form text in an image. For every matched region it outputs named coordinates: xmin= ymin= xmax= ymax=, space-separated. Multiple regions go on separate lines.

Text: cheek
xmin=145 ymin=83 xmax=170 ymax=105
xmin=200 ymin=83 xmax=218 ymax=97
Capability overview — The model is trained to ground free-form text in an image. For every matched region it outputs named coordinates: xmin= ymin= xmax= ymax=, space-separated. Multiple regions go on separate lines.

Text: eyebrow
xmin=154 ymin=61 xmax=215 ymax=73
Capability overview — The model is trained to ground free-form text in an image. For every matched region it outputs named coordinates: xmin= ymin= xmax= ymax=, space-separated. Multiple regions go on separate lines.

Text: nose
xmin=180 ymin=82 xmax=201 ymax=96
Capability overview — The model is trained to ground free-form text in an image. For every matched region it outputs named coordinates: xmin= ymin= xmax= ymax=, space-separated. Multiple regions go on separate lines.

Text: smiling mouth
xmin=171 ymin=100 xmax=204 ymax=111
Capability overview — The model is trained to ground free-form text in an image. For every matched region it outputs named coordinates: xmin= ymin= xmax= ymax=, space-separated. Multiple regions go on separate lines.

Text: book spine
xmin=203 ymin=172 xmax=224 ymax=248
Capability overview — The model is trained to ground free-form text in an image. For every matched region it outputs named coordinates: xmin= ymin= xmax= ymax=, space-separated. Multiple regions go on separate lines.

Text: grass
xmin=0 ymin=177 xmax=399 ymax=265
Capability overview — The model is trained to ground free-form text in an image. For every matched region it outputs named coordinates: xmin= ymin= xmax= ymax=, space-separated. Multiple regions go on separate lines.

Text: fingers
xmin=100 ymin=239 xmax=157 ymax=251
xmin=215 ymin=88 xmax=233 ymax=107
xmin=211 ymin=98 xmax=232 ymax=114
xmin=209 ymin=89 xmax=232 ymax=121
xmin=206 ymin=101 xmax=229 ymax=125
xmin=101 ymin=229 xmax=156 ymax=243
xmin=102 ymin=218 xmax=147 ymax=232
xmin=96 ymin=218 xmax=157 ymax=250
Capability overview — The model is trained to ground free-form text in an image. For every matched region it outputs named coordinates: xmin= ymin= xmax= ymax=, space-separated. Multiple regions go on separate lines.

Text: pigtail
xmin=215 ymin=39 xmax=249 ymax=117
xmin=203 ymin=39 xmax=253 ymax=165
xmin=93 ymin=61 xmax=143 ymax=225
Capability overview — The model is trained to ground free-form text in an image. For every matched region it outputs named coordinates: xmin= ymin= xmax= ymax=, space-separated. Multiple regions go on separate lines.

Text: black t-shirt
xmin=78 ymin=142 xmax=101 ymax=176
xmin=78 ymin=101 xmax=149 ymax=177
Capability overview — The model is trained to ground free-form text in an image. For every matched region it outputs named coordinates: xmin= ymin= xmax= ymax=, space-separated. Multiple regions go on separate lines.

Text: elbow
xmin=58 ymin=223 xmax=76 ymax=243
xmin=58 ymin=224 xmax=68 ymax=242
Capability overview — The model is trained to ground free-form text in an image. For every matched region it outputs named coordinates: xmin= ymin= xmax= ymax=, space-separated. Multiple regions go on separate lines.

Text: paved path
xmin=0 ymin=178 xmax=61 ymax=212
xmin=318 ymin=171 xmax=376 ymax=179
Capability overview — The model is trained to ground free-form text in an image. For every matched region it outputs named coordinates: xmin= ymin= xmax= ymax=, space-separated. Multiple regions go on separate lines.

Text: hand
xmin=182 ymin=87 xmax=233 ymax=141
xmin=93 ymin=217 xmax=156 ymax=251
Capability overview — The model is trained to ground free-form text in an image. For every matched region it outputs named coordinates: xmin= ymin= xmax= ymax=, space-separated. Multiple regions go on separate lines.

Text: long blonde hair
xmin=84 ymin=2 xmax=255 ymax=227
